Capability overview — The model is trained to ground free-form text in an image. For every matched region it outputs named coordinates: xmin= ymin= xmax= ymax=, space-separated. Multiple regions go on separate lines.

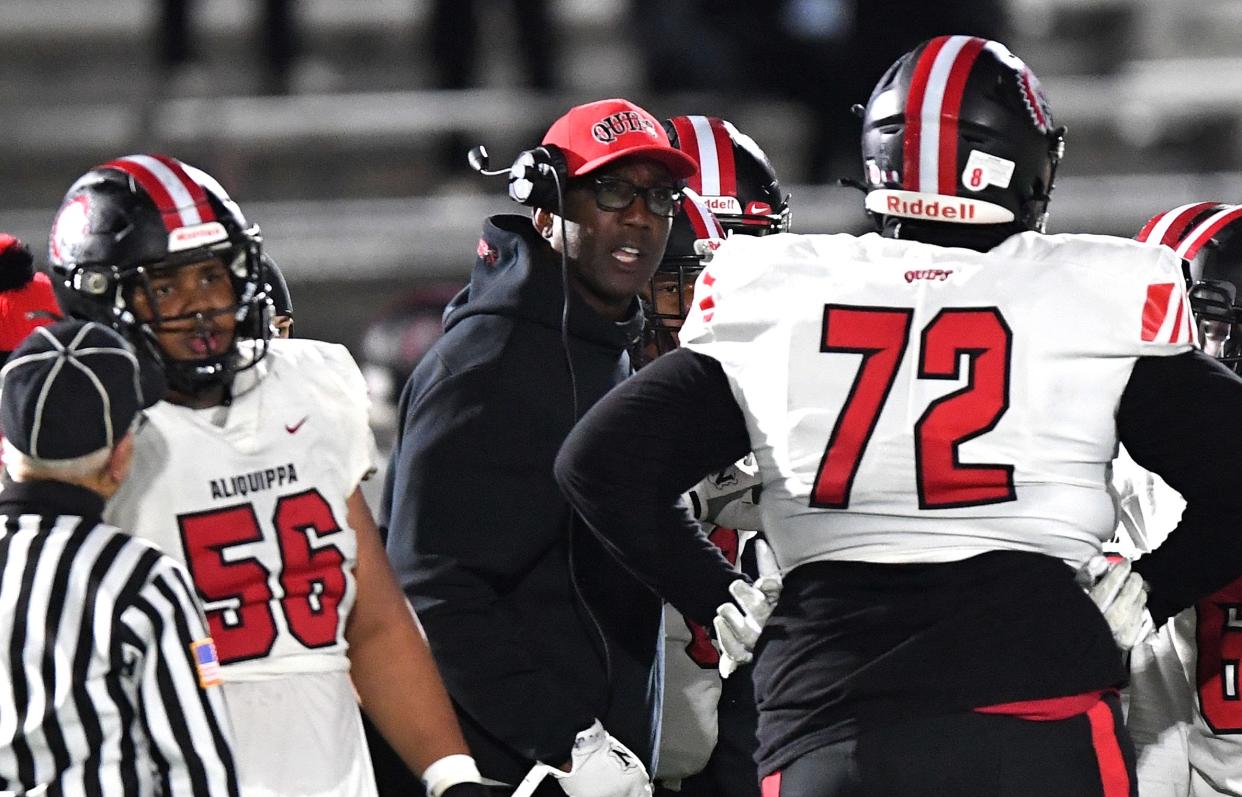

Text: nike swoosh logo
xmin=285 ymin=416 xmax=309 ymax=434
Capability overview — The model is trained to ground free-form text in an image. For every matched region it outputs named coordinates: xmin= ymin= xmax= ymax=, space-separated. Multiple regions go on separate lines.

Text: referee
xmin=0 ymin=320 xmax=239 ymax=795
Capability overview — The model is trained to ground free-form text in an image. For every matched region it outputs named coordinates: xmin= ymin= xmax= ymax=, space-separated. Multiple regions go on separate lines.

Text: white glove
xmin=511 ymin=720 xmax=652 ymax=797
xmin=713 ymin=539 xmax=782 ymax=678
xmin=1074 ymin=554 xmax=1154 ymax=652
xmin=685 ymin=456 xmax=763 ymax=530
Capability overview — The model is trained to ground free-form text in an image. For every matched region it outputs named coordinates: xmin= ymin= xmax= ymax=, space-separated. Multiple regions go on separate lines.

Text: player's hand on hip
xmin=714 ymin=538 xmax=782 ymax=678
xmin=1075 ymin=554 xmax=1154 ymax=651
xmin=512 ymin=720 xmax=652 ymax=797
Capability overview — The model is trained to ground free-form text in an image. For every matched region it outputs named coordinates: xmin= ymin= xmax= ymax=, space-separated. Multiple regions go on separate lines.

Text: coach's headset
xmin=468 ymin=144 xmax=570 ymax=212
xmin=468 ymin=143 xmax=583 ymax=420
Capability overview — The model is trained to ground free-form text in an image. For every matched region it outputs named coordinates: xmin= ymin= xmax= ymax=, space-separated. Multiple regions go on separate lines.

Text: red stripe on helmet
xmin=671 ymin=117 xmax=703 ymax=195
xmin=149 ymin=154 xmax=217 ymax=223
xmin=104 ymin=158 xmax=181 ymax=231
xmin=102 ymin=155 xmax=216 ymax=233
xmin=706 ymin=117 xmax=738 ymax=198
xmin=937 ymin=37 xmax=987 ymax=195
xmin=1177 ymin=205 xmax=1242 ymax=262
xmin=902 ymin=36 xmax=951 ymax=191
xmin=684 ymin=194 xmax=725 ymax=239
xmin=1136 ymin=202 xmax=1218 ymax=246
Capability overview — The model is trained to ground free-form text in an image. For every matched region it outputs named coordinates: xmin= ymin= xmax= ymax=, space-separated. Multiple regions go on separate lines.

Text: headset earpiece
xmin=508 ymin=145 xmax=569 ymax=211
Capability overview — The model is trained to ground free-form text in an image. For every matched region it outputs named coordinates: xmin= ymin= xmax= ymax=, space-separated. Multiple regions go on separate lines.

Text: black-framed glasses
xmin=580 ymin=176 xmax=684 ymax=218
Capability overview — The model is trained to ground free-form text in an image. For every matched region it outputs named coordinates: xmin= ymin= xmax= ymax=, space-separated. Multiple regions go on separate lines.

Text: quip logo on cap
xmin=590 ymin=111 xmax=658 ymax=144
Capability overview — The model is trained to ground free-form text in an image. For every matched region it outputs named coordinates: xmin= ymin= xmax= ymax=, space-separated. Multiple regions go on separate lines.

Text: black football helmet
xmin=859 ymin=36 xmax=1066 ymax=239
xmin=638 ymin=188 xmax=726 ymax=365
xmin=1137 ymin=202 xmax=1242 ymax=367
xmin=663 ymin=116 xmax=790 ymax=236
xmin=48 ymin=154 xmax=270 ymax=399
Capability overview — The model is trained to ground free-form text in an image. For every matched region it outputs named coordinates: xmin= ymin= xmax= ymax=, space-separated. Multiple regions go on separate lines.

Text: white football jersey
xmin=1111 ymin=451 xmax=1242 ymax=796
xmin=657 ymin=523 xmax=757 ymax=782
xmin=1107 ymin=444 xmax=1183 ymax=558
xmin=105 ymin=338 xmax=379 ymax=795
xmin=108 ymin=338 xmax=374 ymax=676
xmin=681 ymin=231 xmax=1194 ymax=570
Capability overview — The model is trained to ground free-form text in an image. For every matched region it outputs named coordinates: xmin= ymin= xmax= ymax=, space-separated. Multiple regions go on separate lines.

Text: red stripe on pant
xmin=761 ymin=770 xmax=781 ymax=797
xmin=1086 ymin=699 xmax=1130 ymax=797
xmin=976 ymin=689 xmax=1131 ymax=796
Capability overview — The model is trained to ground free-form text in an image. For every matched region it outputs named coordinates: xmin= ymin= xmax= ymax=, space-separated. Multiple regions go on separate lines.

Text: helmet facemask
xmin=636 ymin=189 xmax=725 ymax=367
xmin=1137 ymin=203 xmax=1242 ymax=372
xmin=122 ymin=235 xmax=270 ymax=400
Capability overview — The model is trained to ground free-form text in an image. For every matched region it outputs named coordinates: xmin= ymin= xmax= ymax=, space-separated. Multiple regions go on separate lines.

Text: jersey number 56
xmin=178 ymin=488 xmax=348 ymax=664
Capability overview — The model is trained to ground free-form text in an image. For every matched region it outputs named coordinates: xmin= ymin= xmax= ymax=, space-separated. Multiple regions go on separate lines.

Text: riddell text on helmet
xmin=865 ymin=189 xmax=1016 ymax=224
xmin=887 ymin=196 xmax=976 ymax=220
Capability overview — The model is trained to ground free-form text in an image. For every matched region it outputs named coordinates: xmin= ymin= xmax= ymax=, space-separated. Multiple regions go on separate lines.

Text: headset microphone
xmin=467 ymin=145 xmax=509 ymax=177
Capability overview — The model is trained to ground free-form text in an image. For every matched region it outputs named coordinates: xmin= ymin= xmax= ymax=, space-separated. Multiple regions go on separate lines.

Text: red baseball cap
xmin=542 ymin=98 xmax=698 ymax=180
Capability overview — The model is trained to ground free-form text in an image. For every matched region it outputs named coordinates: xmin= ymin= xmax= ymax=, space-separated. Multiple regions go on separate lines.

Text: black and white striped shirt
xmin=0 ymin=478 xmax=239 ymax=796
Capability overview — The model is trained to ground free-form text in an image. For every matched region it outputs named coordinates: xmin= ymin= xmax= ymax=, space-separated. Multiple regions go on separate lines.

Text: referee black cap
xmin=1 ymin=320 xmax=142 ymax=461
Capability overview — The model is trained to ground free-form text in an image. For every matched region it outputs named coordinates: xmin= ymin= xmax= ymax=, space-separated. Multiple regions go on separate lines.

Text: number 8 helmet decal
xmin=859 ymin=36 xmax=1066 ymax=234
xmin=48 ymin=154 xmax=272 ymax=399
xmin=1138 ymin=202 xmax=1242 ymax=369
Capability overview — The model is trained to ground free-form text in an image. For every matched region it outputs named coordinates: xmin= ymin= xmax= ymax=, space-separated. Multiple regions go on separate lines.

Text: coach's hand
xmin=714 ymin=539 xmax=782 ymax=678
xmin=512 ymin=720 xmax=652 ymax=797
xmin=1075 ymin=554 xmax=1153 ymax=651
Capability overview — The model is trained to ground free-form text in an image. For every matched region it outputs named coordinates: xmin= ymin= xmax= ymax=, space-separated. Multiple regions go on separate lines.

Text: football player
xmin=648 ymin=117 xmax=785 ymax=797
xmin=556 ymin=37 xmax=1242 ymax=796
xmin=47 ymin=154 xmax=486 ymax=797
xmin=1121 ymin=202 xmax=1242 ymax=797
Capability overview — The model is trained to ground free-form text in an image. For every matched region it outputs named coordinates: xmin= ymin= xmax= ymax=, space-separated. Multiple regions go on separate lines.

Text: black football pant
xmin=762 ymin=692 xmax=1135 ymax=797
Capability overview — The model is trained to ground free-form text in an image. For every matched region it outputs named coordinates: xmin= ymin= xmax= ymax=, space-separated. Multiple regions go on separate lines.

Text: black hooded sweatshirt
xmin=381 ymin=214 xmax=673 ymax=785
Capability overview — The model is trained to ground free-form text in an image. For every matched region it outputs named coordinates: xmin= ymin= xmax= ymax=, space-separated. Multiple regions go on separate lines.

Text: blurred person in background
xmin=0 ymin=234 xmax=60 ymax=361
xmin=358 ymin=282 xmax=463 ymax=452
xmin=650 ymin=116 xmax=790 ymax=797
xmin=381 ymin=98 xmax=705 ymax=796
xmin=48 ymin=153 xmax=487 ymax=797
xmin=630 ymin=0 xmax=1007 ymax=182
xmin=1119 ymin=203 xmax=1242 ymax=797
xmin=428 ymin=0 xmax=558 ymax=91
xmin=0 ymin=233 xmax=63 ymax=472
xmin=158 ymin=0 xmax=298 ymax=94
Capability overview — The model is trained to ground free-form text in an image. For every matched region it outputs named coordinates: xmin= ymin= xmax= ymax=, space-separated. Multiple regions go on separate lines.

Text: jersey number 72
xmin=811 ymin=305 xmax=1015 ymax=510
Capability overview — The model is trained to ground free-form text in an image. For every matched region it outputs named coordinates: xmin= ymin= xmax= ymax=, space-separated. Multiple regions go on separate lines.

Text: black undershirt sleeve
xmin=556 ymin=347 xmax=753 ymax=626
xmin=1119 ymin=350 xmax=1242 ymax=626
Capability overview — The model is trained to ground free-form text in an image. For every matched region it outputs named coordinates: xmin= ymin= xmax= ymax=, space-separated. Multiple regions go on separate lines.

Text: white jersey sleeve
xmin=681 ymin=231 xmax=1194 ymax=571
